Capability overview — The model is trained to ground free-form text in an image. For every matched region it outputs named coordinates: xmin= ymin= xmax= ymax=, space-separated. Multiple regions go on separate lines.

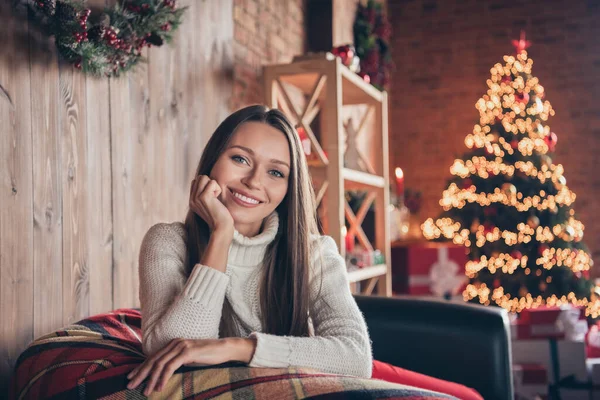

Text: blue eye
xmin=270 ymin=170 xmax=285 ymax=178
xmin=232 ymin=155 xmax=248 ymax=165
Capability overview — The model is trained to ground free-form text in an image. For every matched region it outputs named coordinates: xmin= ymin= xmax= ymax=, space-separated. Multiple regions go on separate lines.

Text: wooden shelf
xmin=264 ymin=55 xmax=391 ymax=297
xmin=340 ymin=67 xmax=382 ymax=105
xmin=343 ymin=168 xmax=385 ymax=190
xmin=269 ymin=55 xmax=383 ymax=107
xmin=347 ymin=264 xmax=388 ymax=283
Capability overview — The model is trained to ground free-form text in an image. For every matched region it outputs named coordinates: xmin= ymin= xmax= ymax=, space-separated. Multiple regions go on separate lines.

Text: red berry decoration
xmin=510 ymin=139 xmax=519 ymax=149
xmin=28 ymin=0 xmax=185 ymax=77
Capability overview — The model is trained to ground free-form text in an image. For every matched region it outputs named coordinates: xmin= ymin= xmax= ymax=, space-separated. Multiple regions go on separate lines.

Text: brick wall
xmin=388 ymin=0 xmax=600 ymax=269
xmin=231 ymin=0 xmax=305 ymax=110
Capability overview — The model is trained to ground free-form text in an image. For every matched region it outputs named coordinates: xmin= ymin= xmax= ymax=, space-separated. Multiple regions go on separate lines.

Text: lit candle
xmin=395 ymin=167 xmax=404 ymax=198
xmin=342 ymin=226 xmax=354 ymax=253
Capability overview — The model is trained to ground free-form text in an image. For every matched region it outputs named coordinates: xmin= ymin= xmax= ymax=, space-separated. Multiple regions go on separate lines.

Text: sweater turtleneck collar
xmin=228 ymin=211 xmax=279 ymax=267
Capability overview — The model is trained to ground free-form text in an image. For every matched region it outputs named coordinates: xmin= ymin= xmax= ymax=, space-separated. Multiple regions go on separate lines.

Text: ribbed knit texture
xmin=138 ymin=212 xmax=373 ymax=378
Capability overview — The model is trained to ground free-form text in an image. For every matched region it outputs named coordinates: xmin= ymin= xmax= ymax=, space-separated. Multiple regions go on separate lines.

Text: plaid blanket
xmin=11 ymin=309 xmax=456 ymax=400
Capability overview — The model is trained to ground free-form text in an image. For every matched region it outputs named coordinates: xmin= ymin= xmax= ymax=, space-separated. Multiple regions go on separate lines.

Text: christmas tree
xmin=422 ymin=34 xmax=599 ymax=317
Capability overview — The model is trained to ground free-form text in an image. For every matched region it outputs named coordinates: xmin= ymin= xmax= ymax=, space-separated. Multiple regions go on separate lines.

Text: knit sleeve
xmin=139 ymin=223 xmax=230 ymax=357
xmin=248 ymin=236 xmax=373 ymax=378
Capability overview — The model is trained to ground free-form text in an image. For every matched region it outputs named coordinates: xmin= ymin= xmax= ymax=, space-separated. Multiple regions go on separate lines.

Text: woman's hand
xmin=189 ymin=175 xmax=234 ymax=238
xmin=127 ymin=338 xmax=236 ymax=396
xmin=127 ymin=338 xmax=257 ymax=396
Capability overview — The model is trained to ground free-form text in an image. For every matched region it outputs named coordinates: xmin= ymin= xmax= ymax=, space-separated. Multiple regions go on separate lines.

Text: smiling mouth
xmin=229 ymin=188 xmax=263 ymax=205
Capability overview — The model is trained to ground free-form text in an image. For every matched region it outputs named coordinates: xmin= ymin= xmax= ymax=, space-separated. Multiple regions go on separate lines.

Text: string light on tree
xmin=422 ymin=32 xmax=597 ymax=316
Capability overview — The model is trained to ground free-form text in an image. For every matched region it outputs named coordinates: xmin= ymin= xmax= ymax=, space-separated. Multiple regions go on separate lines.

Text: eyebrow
xmin=229 ymin=145 xmax=290 ymax=169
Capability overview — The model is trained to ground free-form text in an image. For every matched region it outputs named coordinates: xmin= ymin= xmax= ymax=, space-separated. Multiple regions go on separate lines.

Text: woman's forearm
xmin=200 ymin=231 xmax=232 ymax=273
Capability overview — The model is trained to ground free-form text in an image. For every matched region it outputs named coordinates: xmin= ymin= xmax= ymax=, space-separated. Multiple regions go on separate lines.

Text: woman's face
xmin=210 ymin=121 xmax=291 ymax=237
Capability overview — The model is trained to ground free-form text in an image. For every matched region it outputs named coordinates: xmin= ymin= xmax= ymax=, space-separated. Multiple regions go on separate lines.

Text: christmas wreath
xmin=23 ymin=0 xmax=186 ymax=77
xmin=353 ymin=0 xmax=393 ymax=91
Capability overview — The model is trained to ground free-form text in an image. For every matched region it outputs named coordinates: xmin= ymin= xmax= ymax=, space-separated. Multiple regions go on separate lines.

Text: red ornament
xmin=74 ymin=59 xmax=82 ymax=69
xmin=493 ymin=279 xmax=501 ymax=288
xmin=483 ymin=222 xmax=495 ymax=234
xmin=538 ymin=244 xmax=550 ymax=256
xmin=510 ymin=139 xmax=519 ymax=150
xmin=544 ymin=132 xmax=558 ymax=152
xmin=516 ymin=92 xmax=530 ymax=104
xmin=296 ymin=127 xmax=311 ymax=156
xmin=583 ymin=270 xmax=591 ymax=279
xmin=511 ymin=250 xmax=523 ymax=260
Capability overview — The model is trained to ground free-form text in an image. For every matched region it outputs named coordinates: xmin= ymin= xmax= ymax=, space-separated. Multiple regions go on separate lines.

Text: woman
xmin=126 ymin=105 xmax=482 ymax=400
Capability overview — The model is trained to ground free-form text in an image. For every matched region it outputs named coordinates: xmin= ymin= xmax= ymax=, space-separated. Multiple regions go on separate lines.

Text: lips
xmin=229 ymin=188 xmax=264 ymax=205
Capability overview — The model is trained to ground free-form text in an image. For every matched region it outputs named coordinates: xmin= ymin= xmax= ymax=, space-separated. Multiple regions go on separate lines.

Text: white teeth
xmin=233 ymin=191 xmax=260 ymax=204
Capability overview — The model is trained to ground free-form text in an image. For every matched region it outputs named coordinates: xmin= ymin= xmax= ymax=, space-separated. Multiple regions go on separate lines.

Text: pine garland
xmin=353 ymin=0 xmax=393 ymax=91
xmin=23 ymin=0 xmax=186 ymax=77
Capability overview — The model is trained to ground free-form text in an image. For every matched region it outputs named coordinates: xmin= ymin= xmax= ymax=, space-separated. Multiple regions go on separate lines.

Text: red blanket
xmin=11 ymin=309 xmax=456 ymax=399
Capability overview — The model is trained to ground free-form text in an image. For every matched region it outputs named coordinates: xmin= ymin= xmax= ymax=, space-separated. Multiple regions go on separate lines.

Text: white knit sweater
xmin=138 ymin=212 xmax=373 ymax=378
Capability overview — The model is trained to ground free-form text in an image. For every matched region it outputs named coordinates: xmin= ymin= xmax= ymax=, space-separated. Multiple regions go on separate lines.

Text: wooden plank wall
xmin=0 ymin=0 xmax=233 ymax=392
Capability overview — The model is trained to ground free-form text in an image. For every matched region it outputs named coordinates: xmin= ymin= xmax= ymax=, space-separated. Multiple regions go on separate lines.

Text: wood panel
xmin=86 ymin=0 xmax=114 ymax=316
xmin=110 ymin=62 xmax=149 ymax=309
xmin=0 ymin=4 xmax=34 ymax=393
xmin=0 ymin=0 xmax=234 ymax=389
xmin=29 ymin=18 xmax=63 ymax=338
xmin=60 ymin=66 xmax=90 ymax=325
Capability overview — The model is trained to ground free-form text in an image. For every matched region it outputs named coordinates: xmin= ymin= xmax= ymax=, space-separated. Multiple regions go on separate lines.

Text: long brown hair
xmin=184 ymin=105 xmax=318 ymax=337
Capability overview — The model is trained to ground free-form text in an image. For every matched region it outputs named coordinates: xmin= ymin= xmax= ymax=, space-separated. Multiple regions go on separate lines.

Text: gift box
xmin=512 ymin=339 xmax=588 ymax=384
xmin=587 ymin=358 xmax=600 ymax=385
xmin=517 ymin=306 xmax=587 ymax=340
xmin=391 ymin=241 xmax=467 ymax=296
xmin=556 ymin=359 xmax=600 ymax=400
xmin=513 ymin=363 xmax=548 ymax=399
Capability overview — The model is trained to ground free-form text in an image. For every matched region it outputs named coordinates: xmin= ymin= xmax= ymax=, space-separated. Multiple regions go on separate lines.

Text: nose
xmin=241 ymin=166 xmax=262 ymax=190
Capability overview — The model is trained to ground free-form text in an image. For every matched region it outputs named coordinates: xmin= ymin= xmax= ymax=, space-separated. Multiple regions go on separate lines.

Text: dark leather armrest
xmin=354 ymin=295 xmax=514 ymax=400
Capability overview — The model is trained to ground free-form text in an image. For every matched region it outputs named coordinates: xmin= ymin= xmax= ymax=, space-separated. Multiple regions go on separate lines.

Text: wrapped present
xmin=512 ymin=339 xmax=588 ymax=384
xmin=513 ymin=363 xmax=548 ymax=399
xmin=587 ymin=358 xmax=600 ymax=385
xmin=391 ymin=241 xmax=467 ymax=296
xmin=516 ymin=305 xmax=587 ymax=340
xmin=587 ymin=322 xmax=600 ymax=357
xmin=557 ymin=359 xmax=600 ymax=400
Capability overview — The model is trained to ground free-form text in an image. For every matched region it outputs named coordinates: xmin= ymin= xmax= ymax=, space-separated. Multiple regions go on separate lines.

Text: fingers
xmin=156 ymin=350 xmax=194 ymax=392
xmin=145 ymin=344 xmax=187 ymax=396
xmin=196 ymin=175 xmax=211 ymax=196
xmin=127 ymin=339 xmax=180 ymax=390
xmin=201 ymin=179 xmax=221 ymax=200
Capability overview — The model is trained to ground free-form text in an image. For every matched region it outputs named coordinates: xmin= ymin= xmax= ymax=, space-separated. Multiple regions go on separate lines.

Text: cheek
xmin=271 ymin=184 xmax=288 ymax=205
xmin=210 ymin=159 xmax=235 ymax=182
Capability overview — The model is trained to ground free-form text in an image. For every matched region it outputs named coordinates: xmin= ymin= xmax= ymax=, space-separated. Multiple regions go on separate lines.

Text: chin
xmin=228 ymin=207 xmax=268 ymax=226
